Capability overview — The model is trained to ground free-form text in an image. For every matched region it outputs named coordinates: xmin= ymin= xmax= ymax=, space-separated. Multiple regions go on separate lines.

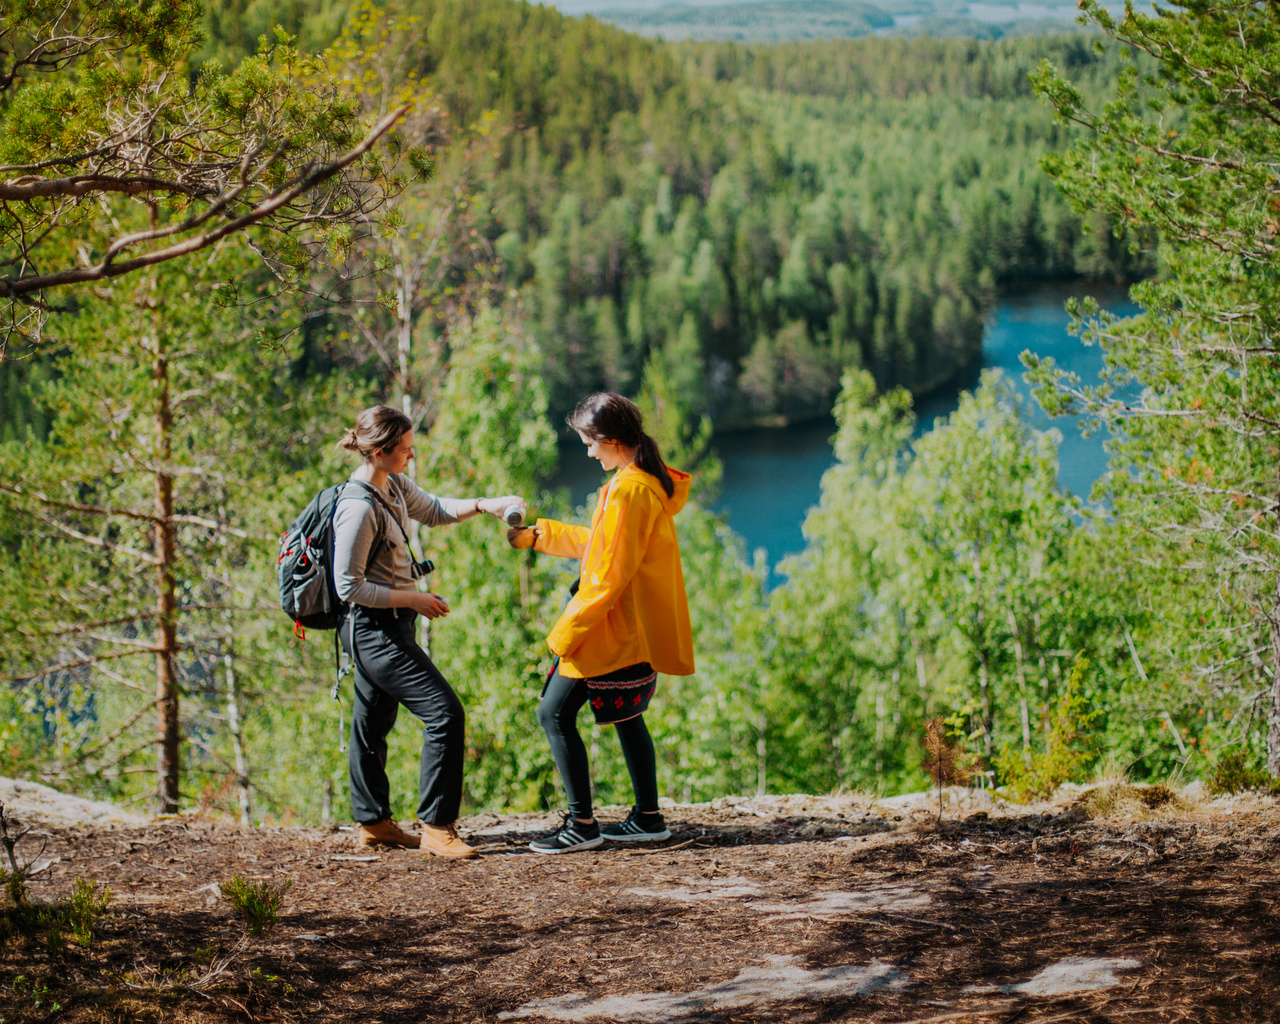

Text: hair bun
xmin=338 ymin=406 xmax=413 ymax=461
xmin=337 ymin=428 xmax=361 ymax=452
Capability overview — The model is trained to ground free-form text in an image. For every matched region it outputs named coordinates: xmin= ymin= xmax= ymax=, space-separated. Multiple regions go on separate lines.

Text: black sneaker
xmin=529 ymin=813 xmax=603 ymax=855
xmin=601 ymin=807 xmax=671 ymax=843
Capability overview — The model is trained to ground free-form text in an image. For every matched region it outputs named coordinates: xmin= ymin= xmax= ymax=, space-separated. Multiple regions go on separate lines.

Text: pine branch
xmin=0 ymin=105 xmax=410 ymax=300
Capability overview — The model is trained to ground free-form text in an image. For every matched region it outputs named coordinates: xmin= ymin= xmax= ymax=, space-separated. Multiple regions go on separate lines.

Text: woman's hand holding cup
xmin=475 ymin=495 xmax=526 ymax=525
xmin=507 ymin=525 xmax=540 ymax=550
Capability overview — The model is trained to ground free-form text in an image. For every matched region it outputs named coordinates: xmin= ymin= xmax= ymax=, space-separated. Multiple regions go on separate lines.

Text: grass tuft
xmin=220 ymin=876 xmax=292 ymax=937
xmin=1077 ymin=780 xmax=1189 ymax=819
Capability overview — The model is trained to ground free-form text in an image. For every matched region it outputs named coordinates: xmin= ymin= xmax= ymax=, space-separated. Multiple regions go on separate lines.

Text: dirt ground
xmin=3 ymin=788 xmax=1279 ymax=1024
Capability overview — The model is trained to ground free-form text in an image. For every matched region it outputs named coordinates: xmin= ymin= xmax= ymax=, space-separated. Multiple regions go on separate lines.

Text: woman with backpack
xmin=509 ymin=393 xmax=695 ymax=853
xmin=333 ymin=404 xmax=524 ymax=859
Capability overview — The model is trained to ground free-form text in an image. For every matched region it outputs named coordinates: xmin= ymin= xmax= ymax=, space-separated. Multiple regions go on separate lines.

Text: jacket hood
xmin=616 ymin=464 xmax=691 ymax=515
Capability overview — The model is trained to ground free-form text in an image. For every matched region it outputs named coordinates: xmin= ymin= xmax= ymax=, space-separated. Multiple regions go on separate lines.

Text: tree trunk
xmin=225 ymin=647 xmax=251 ymax=826
xmin=875 ymin=687 xmax=886 ymax=783
xmin=1269 ymin=582 xmax=1280 ymax=777
xmin=395 ymin=264 xmax=436 ymax=655
xmin=218 ymin=492 xmax=251 ymax=825
xmin=977 ymin=657 xmax=993 ymax=759
xmin=153 ymin=338 xmax=180 ymax=814
xmin=1270 ymin=463 xmax=1280 ymax=777
xmin=1010 ymin=609 xmax=1031 ymax=762
xmin=756 ymin=707 xmax=767 ymax=797
xmin=974 ymin=557 xmax=994 ymax=757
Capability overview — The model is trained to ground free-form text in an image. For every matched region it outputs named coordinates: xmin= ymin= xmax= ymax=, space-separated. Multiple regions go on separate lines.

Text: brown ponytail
xmin=338 ymin=405 xmax=413 ymax=461
xmin=568 ymin=392 xmax=674 ymax=498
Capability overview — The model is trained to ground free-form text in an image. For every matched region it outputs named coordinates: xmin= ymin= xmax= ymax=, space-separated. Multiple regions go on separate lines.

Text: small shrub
xmin=1 ymin=868 xmax=33 ymax=945
xmin=220 ymin=876 xmax=292 ymax=937
xmin=66 ymin=878 xmax=112 ymax=947
xmin=996 ymin=655 xmax=1099 ymax=802
xmin=1208 ymin=749 xmax=1280 ymax=796
xmin=2 ymin=873 xmax=113 ymax=950
xmin=1137 ymin=784 xmax=1175 ymax=809
xmin=12 ymin=974 xmax=61 ymax=1013
xmin=1 ymin=866 xmax=27 ymax=907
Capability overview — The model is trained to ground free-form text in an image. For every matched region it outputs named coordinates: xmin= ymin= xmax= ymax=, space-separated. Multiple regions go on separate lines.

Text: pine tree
xmin=1030 ymin=0 xmax=1280 ymax=774
xmin=0 ymin=0 xmax=415 ymax=346
xmin=0 ymin=247 xmax=346 ymax=812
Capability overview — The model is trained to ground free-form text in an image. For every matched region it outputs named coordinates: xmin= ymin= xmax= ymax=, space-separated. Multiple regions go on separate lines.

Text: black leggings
xmin=537 ymin=667 xmax=659 ymax=820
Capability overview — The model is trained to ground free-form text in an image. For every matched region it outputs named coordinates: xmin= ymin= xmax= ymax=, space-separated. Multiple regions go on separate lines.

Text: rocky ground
xmin=2 ymin=781 xmax=1278 ymax=1023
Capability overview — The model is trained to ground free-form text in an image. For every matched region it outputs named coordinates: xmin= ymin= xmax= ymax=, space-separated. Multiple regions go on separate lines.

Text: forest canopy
xmin=190 ymin=0 xmax=1151 ymax=428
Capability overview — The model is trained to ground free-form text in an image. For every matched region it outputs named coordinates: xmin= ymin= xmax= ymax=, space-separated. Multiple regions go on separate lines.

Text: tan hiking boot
xmin=356 ymin=817 xmax=420 ymax=849
xmin=419 ymin=822 xmax=478 ymax=859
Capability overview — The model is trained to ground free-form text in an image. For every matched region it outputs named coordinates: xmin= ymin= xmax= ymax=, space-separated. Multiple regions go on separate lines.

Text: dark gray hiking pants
xmin=340 ymin=607 xmax=464 ymax=826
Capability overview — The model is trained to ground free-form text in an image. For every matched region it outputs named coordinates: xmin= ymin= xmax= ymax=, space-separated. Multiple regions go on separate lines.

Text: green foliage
xmin=220 ymin=876 xmax=292 ymax=937
xmin=1 ymin=867 xmax=25 ymax=913
xmin=1208 ymin=749 xmax=1280 ymax=797
xmin=995 ymin=655 xmax=1099 ymax=802
xmin=0 ymin=243 xmax=349 ymax=810
xmin=1030 ymin=0 xmax=1280 ymax=774
xmin=771 ymin=369 xmax=1081 ymax=792
xmin=199 ymin=2 xmax=1145 ymax=423
xmin=500 ymin=29 xmax=1146 ymax=422
xmin=10 ymin=973 xmax=61 ymax=1013
xmin=0 ymin=870 xmax=109 ymax=952
xmin=635 ymin=353 xmax=723 ymax=499
xmin=0 ymin=0 xmax=413 ymax=346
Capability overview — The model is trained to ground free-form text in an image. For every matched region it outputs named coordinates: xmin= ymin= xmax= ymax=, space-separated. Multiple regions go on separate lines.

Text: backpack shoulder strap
xmin=344 ymin=479 xmax=408 ymax=550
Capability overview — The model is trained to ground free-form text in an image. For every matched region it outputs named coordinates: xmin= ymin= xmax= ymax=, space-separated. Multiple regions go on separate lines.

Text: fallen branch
xmin=886 ymin=1005 xmax=1017 ymax=1024
xmin=623 ymin=837 xmax=703 ymax=855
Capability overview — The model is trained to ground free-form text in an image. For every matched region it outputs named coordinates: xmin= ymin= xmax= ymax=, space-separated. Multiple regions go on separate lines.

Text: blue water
xmin=552 ymin=280 xmax=1142 ymax=574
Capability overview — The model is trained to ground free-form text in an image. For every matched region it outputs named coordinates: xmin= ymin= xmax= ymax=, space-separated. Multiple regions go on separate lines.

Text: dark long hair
xmin=568 ymin=393 xmax=674 ymax=498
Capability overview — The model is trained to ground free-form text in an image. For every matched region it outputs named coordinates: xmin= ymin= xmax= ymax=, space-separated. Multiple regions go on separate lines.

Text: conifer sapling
xmin=922 ymin=718 xmax=982 ymax=823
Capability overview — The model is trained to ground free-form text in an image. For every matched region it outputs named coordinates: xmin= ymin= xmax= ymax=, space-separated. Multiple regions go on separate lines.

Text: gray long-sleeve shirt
xmin=332 ymin=473 xmax=472 ymax=608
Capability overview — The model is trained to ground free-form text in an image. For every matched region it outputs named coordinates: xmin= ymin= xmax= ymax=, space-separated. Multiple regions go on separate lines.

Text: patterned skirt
xmin=585 ymin=662 xmax=657 ymax=725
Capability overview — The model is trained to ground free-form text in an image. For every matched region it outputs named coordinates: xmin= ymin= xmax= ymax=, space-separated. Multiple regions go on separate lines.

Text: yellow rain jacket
xmin=534 ymin=464 xmax=695 ymax=679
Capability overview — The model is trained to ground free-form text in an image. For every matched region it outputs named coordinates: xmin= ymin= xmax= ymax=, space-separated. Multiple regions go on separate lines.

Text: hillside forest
xmin=1 ymin=0 xmax=1277 ymax=823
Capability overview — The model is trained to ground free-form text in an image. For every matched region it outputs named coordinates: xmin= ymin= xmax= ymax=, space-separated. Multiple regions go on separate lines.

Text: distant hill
xmin=569 ymin=0 xmax=1113 ymax=41
xmin=590 ymin=1 xmax=897 ymax=42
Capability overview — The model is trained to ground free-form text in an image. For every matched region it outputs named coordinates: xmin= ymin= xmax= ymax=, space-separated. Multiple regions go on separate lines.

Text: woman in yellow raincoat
xmin=510 ymin=392 xmax=694 ymax=853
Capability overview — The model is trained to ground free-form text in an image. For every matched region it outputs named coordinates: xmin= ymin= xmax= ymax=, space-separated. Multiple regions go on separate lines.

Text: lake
xmin=552 ymin=280 xmax=1141 ymax=575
